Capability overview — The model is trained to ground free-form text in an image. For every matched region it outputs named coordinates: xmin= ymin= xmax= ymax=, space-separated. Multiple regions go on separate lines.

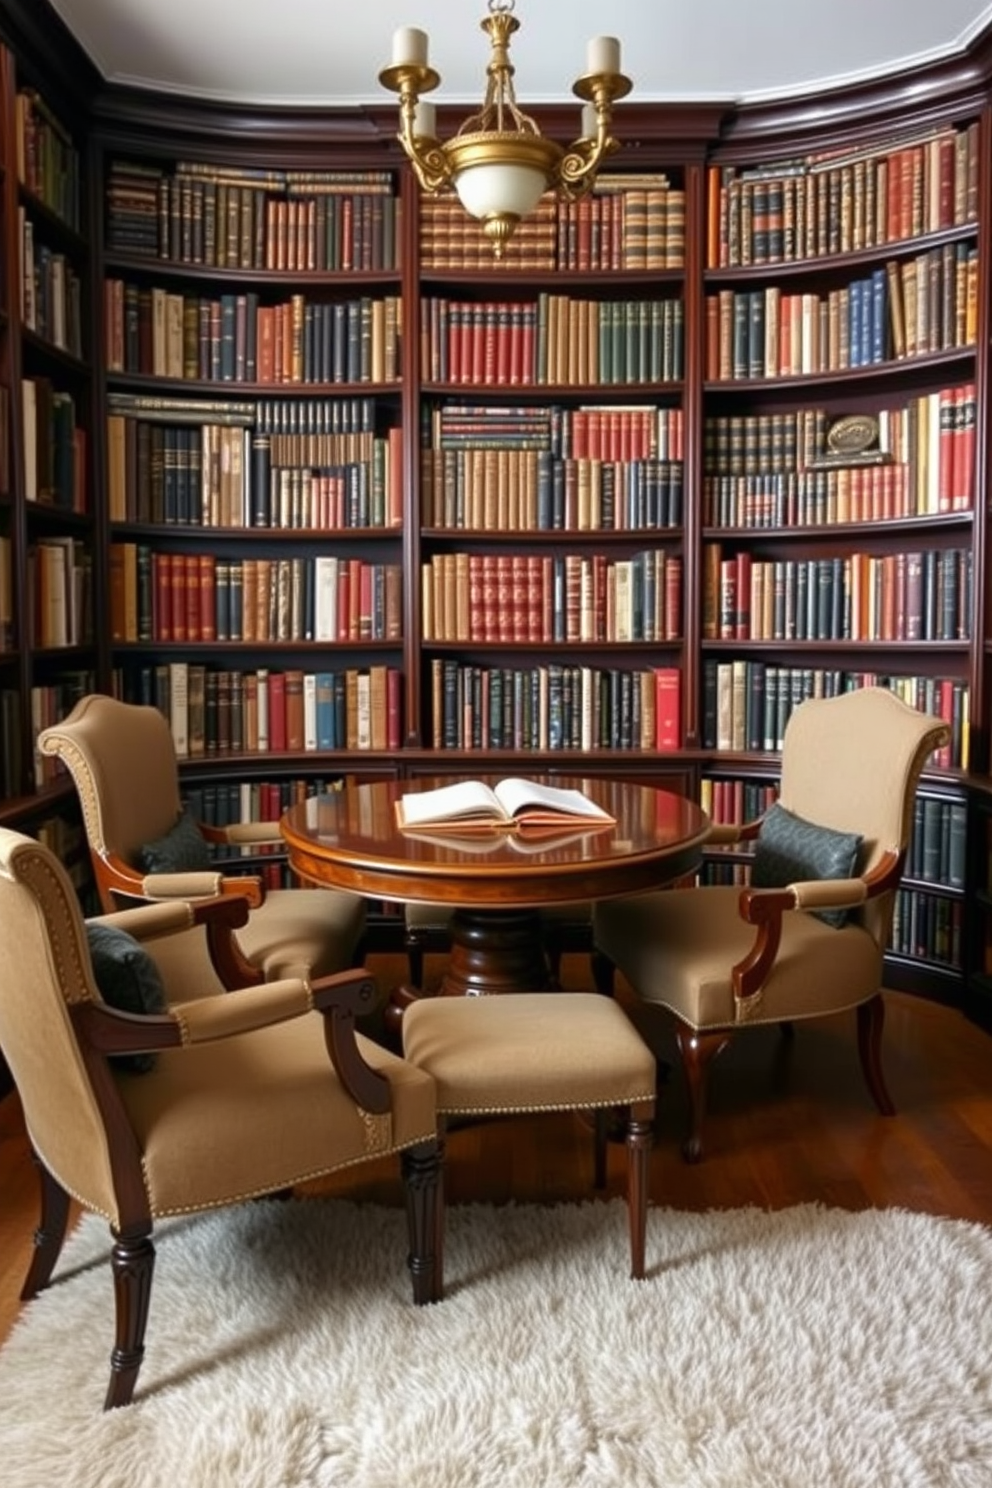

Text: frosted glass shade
xmin=453 ymin=162 xmax=549 ymax=221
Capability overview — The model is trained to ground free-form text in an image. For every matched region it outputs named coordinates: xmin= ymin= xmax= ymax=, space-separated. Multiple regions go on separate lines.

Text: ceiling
xmin=44 ymin=0 xmax=992 ymax=112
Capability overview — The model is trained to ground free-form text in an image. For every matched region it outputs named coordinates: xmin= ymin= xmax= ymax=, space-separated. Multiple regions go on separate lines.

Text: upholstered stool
xmin=402 ymin=992 xmax=657 ymax=1293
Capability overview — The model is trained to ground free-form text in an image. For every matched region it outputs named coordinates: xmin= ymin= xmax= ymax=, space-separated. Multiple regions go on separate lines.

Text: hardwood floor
xmin=3 ymin=953 xmax=992 ymax=1348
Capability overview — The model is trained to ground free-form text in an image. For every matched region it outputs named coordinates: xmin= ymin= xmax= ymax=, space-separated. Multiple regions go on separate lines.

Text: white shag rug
xmin=1 ymin=1198 xmax=991 ymax=1487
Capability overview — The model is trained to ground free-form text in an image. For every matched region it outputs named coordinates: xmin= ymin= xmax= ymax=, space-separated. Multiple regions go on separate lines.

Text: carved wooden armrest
xmin=74 ymin=968 xmax=389 ymax=1111
xmin=729 ymin=850 xmax=902 ymax=1014
xmin=705 ymin=817 xmax=763 ymax=846
xmin=90 ymin=894 xmax=250 ymax=941
xmin=92 ymin=887 xmax=262 ymax=989
xmin=206 ymin=820 xmax=284 ymax=848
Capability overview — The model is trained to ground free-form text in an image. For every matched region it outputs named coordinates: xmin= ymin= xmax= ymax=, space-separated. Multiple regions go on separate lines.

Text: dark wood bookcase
xmin=3 ymin=0 xmax=992 ymax=1031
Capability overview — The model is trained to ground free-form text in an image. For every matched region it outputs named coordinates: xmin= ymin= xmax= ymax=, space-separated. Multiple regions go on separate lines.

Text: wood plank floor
xmin=3 ymin=954 xmax=992 ymax=1348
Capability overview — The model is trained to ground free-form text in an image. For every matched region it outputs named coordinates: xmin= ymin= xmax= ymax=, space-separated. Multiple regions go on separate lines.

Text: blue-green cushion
xmin=138 ymin=809 xmax=211 ymax=875
xmin=85 ymin=922 xmax=167 ymax=1073
xmin=751 ymin=804 xmax=863 ymax=928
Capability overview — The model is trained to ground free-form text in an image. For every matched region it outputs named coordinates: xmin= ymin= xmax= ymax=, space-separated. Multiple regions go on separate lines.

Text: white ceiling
xmin=45 ymin=0 xmax=992 ymax=111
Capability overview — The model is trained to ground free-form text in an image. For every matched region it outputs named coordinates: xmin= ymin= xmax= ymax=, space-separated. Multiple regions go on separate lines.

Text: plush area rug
xmin=1 ymin=1198 xmax=991 ymax=1487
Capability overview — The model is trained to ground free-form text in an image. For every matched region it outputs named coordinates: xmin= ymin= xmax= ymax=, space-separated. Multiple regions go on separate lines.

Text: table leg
xmin=440 ymin=907 xmax=550 ymax=998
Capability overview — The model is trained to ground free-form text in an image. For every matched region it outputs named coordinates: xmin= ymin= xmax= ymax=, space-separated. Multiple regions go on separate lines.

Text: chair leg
xmin=857 ymin=994 xmax=895 ymax=1116
xmin=591 ymin=950 xmax=615 ymax=997
xmin=676 ymin=1025 xmax=732 ymax=1164
xmin=105 ymin=1225 xmax=155 ymax=1410
xmin=626 ymin=1100 xmax=654 ymax=1280
xmin=593 ymin=1108 xmax=609 ymax=1189
xmin=20 ymin=1153 xmax=70 ymax=1300
xmin=402 ymin=1133 xmax=444 ymax=1305
xmin=404 ymin=928 xmax=426 ymax=992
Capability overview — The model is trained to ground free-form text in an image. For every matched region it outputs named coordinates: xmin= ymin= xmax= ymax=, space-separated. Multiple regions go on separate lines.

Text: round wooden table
xmin=281 ymin=774 xmax=710 ymax=1003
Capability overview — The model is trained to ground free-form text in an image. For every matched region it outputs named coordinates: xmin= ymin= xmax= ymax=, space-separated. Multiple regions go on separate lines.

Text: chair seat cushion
xmin=593 ymin=885 xmax=882 ymax=1029
xmin=234 ymin=888 xmax=366 ymax=981
xmin=402 ymin=992 xmax=655 ymax=1115
xmin=119 ymin=1022 xmax=435 ymax=1217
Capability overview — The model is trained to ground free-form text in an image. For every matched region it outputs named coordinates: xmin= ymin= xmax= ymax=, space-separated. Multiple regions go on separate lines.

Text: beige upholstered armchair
xmin=592 ymin=688 xmax=950 ymax=1161
xmin=0 ymin=826 xmax=440 ymax=1409
xmin=38 ymin=694 xmax=366 ymax=993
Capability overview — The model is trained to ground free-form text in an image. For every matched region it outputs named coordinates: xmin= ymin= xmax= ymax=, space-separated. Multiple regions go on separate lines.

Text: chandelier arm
xmin=395 ymin=88 xmax=453 ymax=193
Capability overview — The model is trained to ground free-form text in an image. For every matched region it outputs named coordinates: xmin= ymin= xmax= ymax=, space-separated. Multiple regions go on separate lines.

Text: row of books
xmin=704 ymin=247 xmax=976 ymax=381
xmin=182 ymin=776 xmax=342 ymax=850
xmin=20 ymin=215 xmax=84 ymax=358
xmin=701 ymin=666 xmax=968 ymax=768
xmin=428 ymin=402 xmax=684 ymax=460
xmin=890 ymin=888 xmax=963 ymax=969
xmin=28 ymin=538 xmax=92 ymax=649
xmin=699 ymin=776 xmax=778 ymax=827
xmin=16 ymin=89 xmax=80 ymax=230
xmin=22 ymin=378 xmax=86 ymax=512
xmin=116 ymin=662 xmax=403 ymax=757
xmin=905 ymin=796 xmax=968 ymax=889
xmin=419 ymin=176 xmax=686 ymax=272
xmin=106 ymin=158 xmax=398 ymax=271
xmin=106 ymin=403 xmax=403 ymax=529
xmin=703 ymin=387 xmax=977 ymax=519
xmin=421 ymin=450 xmax=684 ymax=534
xmin=420 ymin=295 xmax=684 ymax=387
xmin=706 ymin=122 xmax=979 ymax=268
xmin=104 ymin=280 xmax=402 ymax=386
xmin=109 ymin=546 xmax=402 ymax=646
xmin=703 ymin=547 xmax=972 ymax=644
xmin=421 ymin=550 xmax=682 ymax=646
xmin=428 ymin=660 xmax=681 ymax=753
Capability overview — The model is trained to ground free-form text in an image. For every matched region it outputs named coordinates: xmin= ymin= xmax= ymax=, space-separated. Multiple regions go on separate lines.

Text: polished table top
xmin=281 ymin=774 xmax=711 ymax=910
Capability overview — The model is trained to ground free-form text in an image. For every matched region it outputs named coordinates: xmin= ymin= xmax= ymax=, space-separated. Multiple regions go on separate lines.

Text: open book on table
xmin=395 ymin=777 xmax=616 ymax=835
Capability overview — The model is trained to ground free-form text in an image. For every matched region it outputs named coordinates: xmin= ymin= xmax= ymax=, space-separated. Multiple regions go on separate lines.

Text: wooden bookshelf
xmin=3 ymin=0 xmax=992 ymax=1011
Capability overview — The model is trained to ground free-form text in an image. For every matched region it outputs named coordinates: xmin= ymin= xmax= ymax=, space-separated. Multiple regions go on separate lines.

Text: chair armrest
xmin=205 ymin=820 xmax=283 ymax=848
xmin=729 ymin=850 xmax=902 ymax=1017
xmin=91 ymin=893 xmax=251 ymax=942
xmin=75 ymin=967 xmax=388 ymax=1110
xmin=706 ymin=817 xmax=762 ymax=846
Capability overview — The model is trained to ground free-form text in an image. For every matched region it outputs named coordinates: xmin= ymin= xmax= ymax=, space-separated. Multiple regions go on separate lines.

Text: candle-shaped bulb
xmin=392 ymin=26 xmax=429 ymax=66
xmin=581 ymin=102 xmax=598 ymax=140
xmin=414 ymin=100 xmax=437 ymax=138
xmin=586 ymin=35 xmax=621 ymax=76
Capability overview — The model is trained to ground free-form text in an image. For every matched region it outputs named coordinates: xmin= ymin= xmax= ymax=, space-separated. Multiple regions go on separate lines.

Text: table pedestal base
xmin=384 ymin=906 xmax=552 ymax=1039
xmin=440 ymin=906 xmax=550 ymax=998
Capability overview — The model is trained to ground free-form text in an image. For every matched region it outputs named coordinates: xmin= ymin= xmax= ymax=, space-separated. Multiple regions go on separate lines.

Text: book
xmin=395 ymin=777 xmax=616 ymax=835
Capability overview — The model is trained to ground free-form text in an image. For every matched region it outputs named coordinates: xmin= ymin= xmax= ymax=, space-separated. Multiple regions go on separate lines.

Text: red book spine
xmin=654 ymin=667 xmax=681 ymax=750
xmin=268 ymin=672 xmax=287 ymax=751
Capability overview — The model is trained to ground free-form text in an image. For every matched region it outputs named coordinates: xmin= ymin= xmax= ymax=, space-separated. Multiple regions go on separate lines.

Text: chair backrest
xmin=0 ymin=828 xmax=119 ymax=1219
xmin=38 ymin=694 xmax=182 ymax=872
xmin=778 ymin=687 xmax=950 ymax=946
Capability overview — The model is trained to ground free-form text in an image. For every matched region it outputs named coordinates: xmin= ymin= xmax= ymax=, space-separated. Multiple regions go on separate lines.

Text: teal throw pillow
xmin=138 ymin=808 xmax=212 ymax=875
xmin=751 ymin=803 xmax=863 ymax=929
xmin=85 ymin=922 xmax=168 ymax=1073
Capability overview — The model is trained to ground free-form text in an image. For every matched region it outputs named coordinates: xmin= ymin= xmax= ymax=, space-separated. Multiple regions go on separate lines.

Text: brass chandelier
xmin=379 ymin=0 xmax=632 ymax=258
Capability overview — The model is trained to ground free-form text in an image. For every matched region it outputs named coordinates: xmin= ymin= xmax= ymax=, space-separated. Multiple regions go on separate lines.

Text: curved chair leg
xmin=591 ymin=950 xmax=616 ymax=998
xmin=857 ymin=994 xmax=895 ymax=1116
xmin=402 ymin=1135 xmax=444 ymax=1305
xmin=675 ymin=1025 xmax=732 ymax=1164
xmin=106 ymin=1226 xmax=155 ymax=1410
xmin=20 ymin=1153 xmax=70 ymax=1300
